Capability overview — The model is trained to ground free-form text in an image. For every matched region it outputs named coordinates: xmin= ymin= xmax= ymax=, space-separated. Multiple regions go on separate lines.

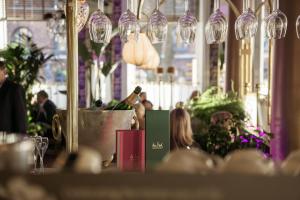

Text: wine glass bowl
xmin=264 ymin=0 xmax=287 ymax=39
xmin=77 ymin=0 xmax=90 ymax=32
xmin=177 ymin=10 xmax=198 ymax=44
xmin=89 ymin=10 xmax=112 ymax=44
xmin=205 ymin=9 xmax=228 ymax=44
xmin=265 ymin=9 xmax=287 ymax=39
xmin=147 ymin=9 xmax=168 ymax=44
xmin=41 ymin=137 xmax=49 ymax=162
xmin=118 ymin=9 xmax=140 ymax=43
xmin=235 ymin=8 xmax=258 ymax=40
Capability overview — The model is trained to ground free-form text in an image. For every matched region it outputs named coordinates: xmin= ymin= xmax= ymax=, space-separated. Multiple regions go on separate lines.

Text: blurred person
xmin=175 ymin=101 xmax=185 ymax=109
xmin=170 ymin=108 xmax=198 ymax=150
xmin=35 ymin=90 xmax=57 ymax=138
xmin=0 ymin=61 xmax=27 ymax=133
xmin=189 ymin=90 xmax=201 ymax=101
xmin=139 ymin=92 xmax=147 ymax=102
xmin=142 ymin=100 xmax=153 ymax=111
xmin=134 ymin=103 xmax=145 ymax=130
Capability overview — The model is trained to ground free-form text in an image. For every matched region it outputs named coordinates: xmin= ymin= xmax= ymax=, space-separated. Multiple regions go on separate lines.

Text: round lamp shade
xmin=122 ymin=33 xmax=160 ymax=69
xmin=140 ymin=46 xmax=160 ymax=70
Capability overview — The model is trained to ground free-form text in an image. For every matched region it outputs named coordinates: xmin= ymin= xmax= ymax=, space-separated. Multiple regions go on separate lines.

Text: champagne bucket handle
xmin=52 ymin=114 xmax=62 ymax=141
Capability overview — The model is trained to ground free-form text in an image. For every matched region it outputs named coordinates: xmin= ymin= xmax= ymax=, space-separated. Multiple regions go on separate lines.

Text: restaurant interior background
xmin=1 ymin=0 xmax=300 ymax=160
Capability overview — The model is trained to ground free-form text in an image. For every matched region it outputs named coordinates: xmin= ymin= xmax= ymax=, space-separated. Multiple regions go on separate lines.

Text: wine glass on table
xmin=39 ymin=137 xmax=49 ymax=173
xmin=29 ymin=136 xmax=42 ymax=173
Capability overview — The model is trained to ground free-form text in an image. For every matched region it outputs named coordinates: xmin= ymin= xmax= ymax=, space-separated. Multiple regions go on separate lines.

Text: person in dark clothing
xmin=35 ymin=90 xmax=57 ymax=138
xmin=0 ymin=61 xmax=27 ymax=133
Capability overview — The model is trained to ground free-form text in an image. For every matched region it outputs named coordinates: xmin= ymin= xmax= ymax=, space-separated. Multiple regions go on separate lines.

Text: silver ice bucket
xmin=0 ymin=133 xmax=34 ymax=172
xmin=52 ymin=109 xmax=135 ymax=161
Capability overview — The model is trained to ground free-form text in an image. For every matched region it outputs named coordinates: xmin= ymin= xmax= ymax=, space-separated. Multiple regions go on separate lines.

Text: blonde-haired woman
xmin=170 ymin=108 xmax=197 ymax=150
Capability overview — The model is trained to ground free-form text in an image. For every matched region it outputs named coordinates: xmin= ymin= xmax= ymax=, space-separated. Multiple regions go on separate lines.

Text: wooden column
xmin=225 ymin=0 xmax=242 ymax=92
xmin=66 ymin=0 xmax=79 ymax=153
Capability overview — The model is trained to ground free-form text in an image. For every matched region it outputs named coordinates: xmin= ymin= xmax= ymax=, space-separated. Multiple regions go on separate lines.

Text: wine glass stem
xmin=98 ymin=0 xmax=104 ymax=11
xmin=127 ymin=0 xmax=132 ymax=11
xmin=34 ymin=155 xmax=37 ymax=171
xmin=243 ymin=0 xmax=249 ymax=11
xmin=273 ymin=0 xmax=279 ymax=10
xmin=40 ymin=155 xmax=44 ymax=173
xmin=185 ymin=0 xmax=189 ymax=12
xmin=214 ymin=0 xmax=220 ymax=11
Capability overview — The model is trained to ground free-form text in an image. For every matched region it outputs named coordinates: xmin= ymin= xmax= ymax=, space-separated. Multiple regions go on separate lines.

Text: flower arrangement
xmin=188 ymin=87 xmax=273 ymax=157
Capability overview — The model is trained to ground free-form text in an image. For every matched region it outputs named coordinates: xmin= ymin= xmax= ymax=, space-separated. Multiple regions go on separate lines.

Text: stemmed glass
xmin=264 ymin=0 xmax=287 ymax=39
xmin=39 ymin=137 xmax=49 ymax=173
xmin=29 ymin=136 xmax=49 ymax=174
xmin=88 ymin=0 xmax=112 ymax=44
xmin=296 ymin=15 xmax=300 ymax=39
xmin=46 ymin=1 xmax=66 ymax=41
xmin=118 ymin=0 xmax=140 ymax=43
xmin=77 ymin=0 xmax=90 ymax=32
xmin=177 ymin=0 xmax=198 ymax=44
xmin=235 ymin=0 xmax=258 ymax=40
xmin=29 ymin=136 xmax=42 ymax=173
xmin=147 ymin=0 xmax=168 ymax=44
xmin=205 ymin=0 xmax=228 ymax=44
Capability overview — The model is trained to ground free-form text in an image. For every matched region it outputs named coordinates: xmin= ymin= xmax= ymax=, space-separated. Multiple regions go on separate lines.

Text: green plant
xmin=187 ymin=87 xmax=273 ymax=157
xmin=187 ymin=87 xmax=247 ymax=134
xmin=0 ymin=35 xmax=53 ymax=135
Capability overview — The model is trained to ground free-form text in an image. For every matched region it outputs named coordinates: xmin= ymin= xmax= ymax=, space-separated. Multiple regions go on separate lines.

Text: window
xmin=126 ymin=0 xmax=201 ymax=109
xmin=6 ymin=0 xmax=67 ymax=108
xmin=0 ymin=0 xmax=7 ymax=49
xmin=6 ymin=0 xmax=57 ymax=20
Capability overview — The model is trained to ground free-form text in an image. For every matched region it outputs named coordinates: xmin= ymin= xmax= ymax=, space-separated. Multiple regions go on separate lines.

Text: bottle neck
xmin=124 ymin=92 xmax=139 ymax=106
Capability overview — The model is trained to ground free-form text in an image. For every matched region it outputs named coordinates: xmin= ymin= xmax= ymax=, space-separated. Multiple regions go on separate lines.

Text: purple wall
xmin=112 ymin=0 xmax=122 ymax=100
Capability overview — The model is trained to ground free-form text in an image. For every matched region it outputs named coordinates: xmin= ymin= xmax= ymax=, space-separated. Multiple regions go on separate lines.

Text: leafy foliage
xmin=188 ymin=87 xmax=273 ymax=157
xmin=0 ymin=36 xmax=53 ymax=135
xmin=187 ymin=87 xmax=247 ymax=135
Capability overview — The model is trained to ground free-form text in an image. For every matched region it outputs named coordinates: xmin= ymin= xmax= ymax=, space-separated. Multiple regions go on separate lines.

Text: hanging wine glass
xmin=77 ymin=0 xmax=90 ymax=32
xmin=118 ymin=0 xmax=140 ymax=43
xmin=235 ymin=0 xmax=258 ymax=40
xmin=296 ymin=15 xmax=300 ymax=39
xmin=177 ymin=0 xmax=198 ymax=44
xmin=264 ymin=0 xmax=287 ymax=39
xmin=147 ymin=0 xmax=168 ymax=44
xmin=45 ymin=1 xmax=66 ymax=41
xmin=88 ymin=0 xmax=112 ymax=44
xmin=205 ymin=0 xmax=228 ymax=44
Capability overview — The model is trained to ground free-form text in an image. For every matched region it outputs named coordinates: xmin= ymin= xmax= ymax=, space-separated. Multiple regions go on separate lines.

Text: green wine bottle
xmin=107 ymin=86 xmax=142 ymax=110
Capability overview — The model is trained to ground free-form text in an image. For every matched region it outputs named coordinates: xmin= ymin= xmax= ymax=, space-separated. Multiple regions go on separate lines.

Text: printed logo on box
xmin=152 ymin=142 xmax=164 ymax=150
xmin=129 ymin=154 xmax=140 ymax=161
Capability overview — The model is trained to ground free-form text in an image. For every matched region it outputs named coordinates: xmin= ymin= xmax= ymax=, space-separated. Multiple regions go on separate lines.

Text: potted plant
xmin=187 ymin=87 xmax=273 ymax=157
xmin=0 ymin=35 xmax=53 ymax=135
